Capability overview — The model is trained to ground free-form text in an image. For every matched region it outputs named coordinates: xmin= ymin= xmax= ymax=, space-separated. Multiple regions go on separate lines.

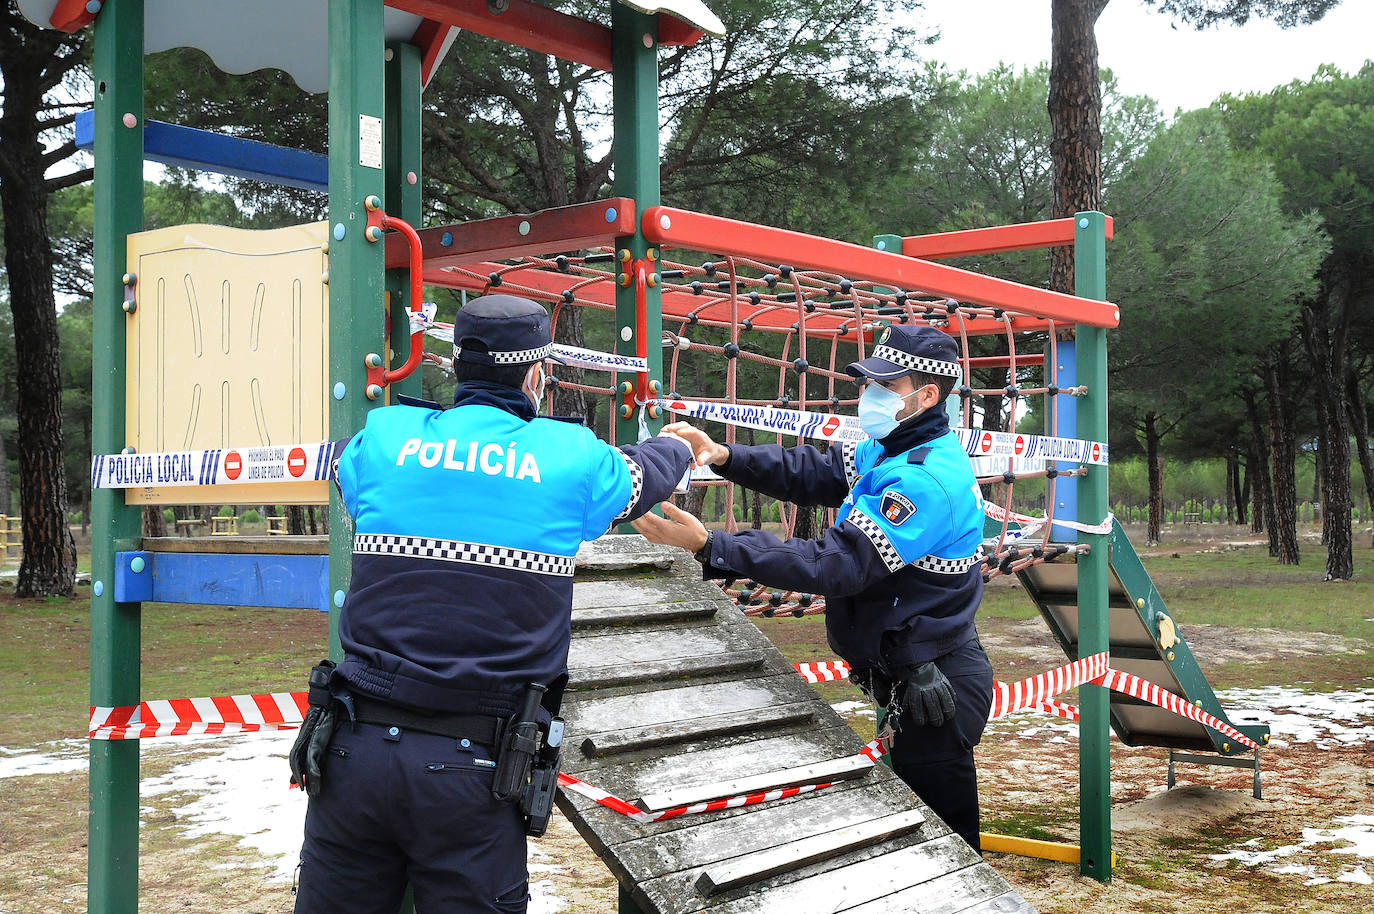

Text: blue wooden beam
xmin=114 ymin=551 xmax=330 ymax=612
xmin=76 ymin=110 xmax=328 ymax=193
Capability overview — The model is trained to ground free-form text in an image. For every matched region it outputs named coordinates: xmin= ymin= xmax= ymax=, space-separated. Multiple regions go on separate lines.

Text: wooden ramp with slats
xmin=562 ymin=535 xmax=1034 ymax=914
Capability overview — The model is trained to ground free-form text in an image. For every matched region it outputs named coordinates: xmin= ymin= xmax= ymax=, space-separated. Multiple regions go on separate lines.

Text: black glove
xmin=289 ymin=659 xmax=338 ymax=797
xmin=289 ymin=704 xmax=336 ymax=797
xmin=901 ymin=661 xmax=957 ymax=728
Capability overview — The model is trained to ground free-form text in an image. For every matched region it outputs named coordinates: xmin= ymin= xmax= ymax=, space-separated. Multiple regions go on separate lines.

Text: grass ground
xmin=1 ymin=523 xmax=1371 ymax=912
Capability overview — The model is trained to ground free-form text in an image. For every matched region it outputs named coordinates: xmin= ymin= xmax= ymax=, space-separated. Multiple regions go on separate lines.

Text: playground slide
xmin=1011 ymin=519 xmax=1271 ymax=760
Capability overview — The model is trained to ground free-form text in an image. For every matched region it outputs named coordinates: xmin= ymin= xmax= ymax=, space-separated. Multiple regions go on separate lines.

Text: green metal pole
xmin=611 ymin=2 xmax=662 ymax=449
xmin=327 ymin=0 xmax=388 ymax=659
xmin=384 ymin=41 xmax=423 ymax=403
xmin=610 ymin=10 xmax=659 ymax=910
xmin=89 ymin=2 xmax=145 ymax=910
xmin=1073 ymin=211 xmax=1111 ymax=882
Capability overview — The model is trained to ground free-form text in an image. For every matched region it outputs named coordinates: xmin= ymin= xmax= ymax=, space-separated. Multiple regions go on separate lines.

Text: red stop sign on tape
xmin=223 ymin=450 xmax=242 ymax=481
xmin=1091 ymin=442 xmax=1101 ymax=462
xmin=822 ymin=416 xmax=841 ymax=438
xmin=287 ymin=447 xmax=308 ymax=478
xmin=980 ymin=432 xmax=993 ymax=454
xmin=1014 ymin=435 xmax=1026 ymax=456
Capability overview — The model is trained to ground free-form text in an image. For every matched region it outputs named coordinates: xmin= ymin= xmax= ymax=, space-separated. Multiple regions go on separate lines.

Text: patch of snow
xmin=0 ymin=740 xmax=88 ymax=779
xmin=830 ymin=700 xmax=875 ymax=719
xmin=1216 ymin=686 xmax=1374 ymax=748
xmin=1212 ymin=814 xmax=1374 ymax=884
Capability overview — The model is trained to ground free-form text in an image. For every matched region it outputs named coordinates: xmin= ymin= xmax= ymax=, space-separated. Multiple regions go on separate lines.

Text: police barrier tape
xmin=87 ymin=652 xmax=1253 ymax=832
xmin=656 ymin=398 xmax=1109 ymax=465
xmin=983 ymin=501 xmax=1113 ymax=537
xmin=793 ymin=654 xmax=1257 ymax=749
xmin=422 ymin=322 xmax=648 ymax=373
xmin=90 ymin=442 xmax=340 ymax=490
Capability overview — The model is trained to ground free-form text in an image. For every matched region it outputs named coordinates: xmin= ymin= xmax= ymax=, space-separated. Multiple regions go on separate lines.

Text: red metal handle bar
xmin=379 ymin=212 xmax=425 ymax=386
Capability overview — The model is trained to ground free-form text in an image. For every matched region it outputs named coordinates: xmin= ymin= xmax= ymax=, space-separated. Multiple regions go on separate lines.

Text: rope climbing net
xmin=419 ymin=213 xmax=1114 ymax=620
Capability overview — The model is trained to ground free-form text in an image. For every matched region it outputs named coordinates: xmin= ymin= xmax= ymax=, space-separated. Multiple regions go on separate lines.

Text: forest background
xmin=0 ymin=0 xmax=1370 ymax=592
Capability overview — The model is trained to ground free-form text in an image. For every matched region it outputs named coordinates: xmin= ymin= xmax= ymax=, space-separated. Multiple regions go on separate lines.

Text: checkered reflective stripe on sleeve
xmin=845 ymin=510 xmax=906 ymax=573
xmin=353 ymin=534 xmax=576 ymax=577
xmin=608 ymin=450 xmax=645 ymax=528
xmin=841 ymin=441 xmax=861 ymax=488
xmin=912 ymin=549 xmax=984 ymax=575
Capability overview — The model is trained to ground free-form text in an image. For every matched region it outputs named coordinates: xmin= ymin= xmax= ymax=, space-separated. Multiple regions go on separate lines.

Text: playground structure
xmin=14 ymin=0 xmax=1267 ymax=910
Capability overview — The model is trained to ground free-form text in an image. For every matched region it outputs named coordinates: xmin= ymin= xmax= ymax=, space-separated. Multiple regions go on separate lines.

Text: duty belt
xmin=351 ymin=695 xmax=504 ymax=746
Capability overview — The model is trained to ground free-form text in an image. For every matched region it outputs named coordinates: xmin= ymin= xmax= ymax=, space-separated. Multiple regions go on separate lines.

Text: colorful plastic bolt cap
xmin=441 ymin=232 xmax=453 ymax=247
xmin=605 ymin=207 xmax=617 ymax=223
xmin=122 ymin=112 xmax=137 ymax=128
xmin=366 ymin=384 xmax=384 ymax=400
xmin=333 ymin=223 xmax=346 ymax=241
xmin=333 ymin=382 xmax=346 ymax=400
xmin=365 ymin=195 xmax=382 ymax=211
xmin=93 ymin=581 xmax=104 ymax=597
xmin=122 ymin=299 xmax=136 ymax=314
xmin=365 ymin=352 xmax=383 ymax=368
xmin=334 ymin=590 xmax=346 ymax=608
xmin=122 ymin=272 xmax=136 ymax=286
xmin=407 ymin=171 xmax=418 ymax=185
xmin=365 ymin=225 xmax=383 ymax=242
xmin=130 ymin=556 xmax=145 ymax=574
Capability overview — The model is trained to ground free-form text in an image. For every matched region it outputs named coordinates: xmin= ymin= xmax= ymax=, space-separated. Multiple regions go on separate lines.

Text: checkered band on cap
xmin=608 ymin=451 xmax=645 ymax=529
xmin=846 ymin=510 xmax=906 ymax=573
xmin=912 ymin=549 xmax=985 ymax=575
xmin=454 ymin=343 xmax=554 ymax=365
xmin=354 ymin=533 xmax=576 ymax=577
xmin=871 ymin=344 xmax=962 ymax=378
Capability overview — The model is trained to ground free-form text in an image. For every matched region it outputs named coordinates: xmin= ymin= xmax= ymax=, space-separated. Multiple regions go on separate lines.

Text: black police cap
xmin=452 ymin=294 xmax=565 ymax=366
xmin=846 ymin=324 xmax=961 ymax=381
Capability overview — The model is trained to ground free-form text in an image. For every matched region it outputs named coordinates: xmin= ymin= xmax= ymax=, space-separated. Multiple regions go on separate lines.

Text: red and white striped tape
xmin=89 ymin=692 xmax=308 ymax=740
xmin=988 ymin=652 xmax=1110 ymax=719
xmin=556 ymin=773 xmax=838 ymax=823
xmin=1097 ymin=669 xmax=1256 ymax=749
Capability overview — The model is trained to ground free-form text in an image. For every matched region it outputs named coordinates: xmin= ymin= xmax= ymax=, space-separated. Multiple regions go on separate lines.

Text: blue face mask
xmin=858 ymin=383 xmax=919 ymax=439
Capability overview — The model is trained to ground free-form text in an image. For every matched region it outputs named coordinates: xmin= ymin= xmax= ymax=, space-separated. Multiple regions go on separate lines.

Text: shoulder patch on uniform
xmin=879 ymin=490 xmax=917 ymax=526
xmin=907 ymin=447 xmax=932 ymax=464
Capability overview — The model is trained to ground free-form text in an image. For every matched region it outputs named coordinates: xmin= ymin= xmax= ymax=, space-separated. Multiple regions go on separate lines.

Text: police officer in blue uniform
xmin=633 ymin=324 xmax=994 ymax=852
xmin=290 ymin=294 xmax=691 ymax=913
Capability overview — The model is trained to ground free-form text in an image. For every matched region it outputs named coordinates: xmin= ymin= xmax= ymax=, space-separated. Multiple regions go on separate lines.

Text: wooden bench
xmin=210 ymin=516 xmax=239 ymax=536
xmin=267 ymin=515 xmax=288 ymax=535
xmin=174 ymin=519 xmax=208 ymax=537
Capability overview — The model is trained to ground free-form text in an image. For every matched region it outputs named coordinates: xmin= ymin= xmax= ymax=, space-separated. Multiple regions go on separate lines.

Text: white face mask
xmin=857 ymin=382 xmax=932 ymax=438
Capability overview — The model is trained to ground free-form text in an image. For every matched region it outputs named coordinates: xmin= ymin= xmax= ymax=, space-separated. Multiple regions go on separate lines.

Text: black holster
xmin=492 ymin=683 xmax=566 ymax=836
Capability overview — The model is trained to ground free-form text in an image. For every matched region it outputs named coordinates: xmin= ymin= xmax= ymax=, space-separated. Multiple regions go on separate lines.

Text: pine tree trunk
xmin=1243 ymin=390 xmax=1273 ymax=542
xmin=0 ymin=429 xmax=10 ymax=516
xmin=1048 ymin=0 xmax=1110 ymax=293
xmin=142 ymin=505 xmax=167 ymax=538
xmin=550 ymin=294 xmax=592 ymax=426
xmin=1236 ymin=454 xmax=1250 ymax=527
xmin=287 ymin=505 xmax=309 ymax=536
xmin=1265 ymin=364 xmax=1301 ymax=565
xmin=1144 ymin=413 xmax=1163 ymax=546
xmin=0 ymin=66 xmax=76 ymax=597
xmin=1224 ymin=454 xmax=1236 ymax=524
xmin=1346 ymin=370 xmax=1374 ymax=546
xmin=1300 ymin=298 xmax=1353 ymax=579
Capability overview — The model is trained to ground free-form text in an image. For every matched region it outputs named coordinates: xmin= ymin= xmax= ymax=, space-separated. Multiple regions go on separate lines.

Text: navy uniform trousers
xmin=294 ymin=721 xmax=528 ymax=913
xmin=886 ymin=638 xmax=994 ymax=853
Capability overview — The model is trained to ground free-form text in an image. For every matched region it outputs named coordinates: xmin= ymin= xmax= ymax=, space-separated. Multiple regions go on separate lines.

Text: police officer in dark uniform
xmin=290 ymin=294 xmax=691 ymax=913
xmin=632 ymin=324 xmax=994 ymax=852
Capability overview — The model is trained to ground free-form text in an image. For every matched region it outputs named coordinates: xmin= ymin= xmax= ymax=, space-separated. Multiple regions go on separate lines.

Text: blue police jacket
xmin=701 ymin=406 xmax=985 ymax=672
xmin=334 ymin=381 xmax=690 ymax=716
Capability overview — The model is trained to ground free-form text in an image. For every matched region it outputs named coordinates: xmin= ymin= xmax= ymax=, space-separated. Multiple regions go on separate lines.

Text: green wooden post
xmin=611 ymin=2 xmax=662 ymax=449
xmin=89 ymin=2 xmax=145 ymax=910
xmin=327 ymin=0 xmax=388 ymax=658
xmin=610 ymin=10 xmax=658 ymax=910
xmin=1073 ymin=210 xmax=1112 ymax=881
xmin=384 ymin=41 xmax=423 ymax=403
